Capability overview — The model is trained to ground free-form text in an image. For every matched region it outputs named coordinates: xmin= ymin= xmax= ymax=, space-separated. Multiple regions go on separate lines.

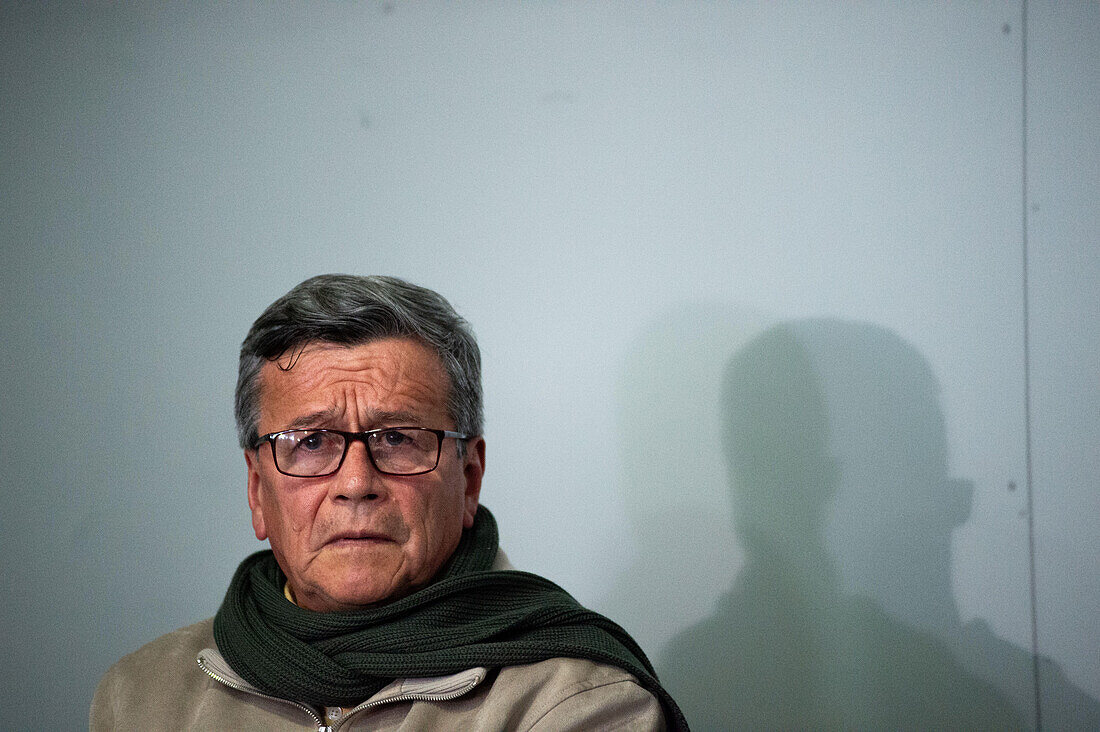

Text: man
xmin=91 ymin=274 xmax=684 ymax=731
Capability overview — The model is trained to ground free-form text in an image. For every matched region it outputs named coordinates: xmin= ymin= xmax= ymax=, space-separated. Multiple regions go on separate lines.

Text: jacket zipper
xmin=333 ymin=674 xmax=485 ymax=731
xmin=196 ymin=656 xmax=330 ymax=731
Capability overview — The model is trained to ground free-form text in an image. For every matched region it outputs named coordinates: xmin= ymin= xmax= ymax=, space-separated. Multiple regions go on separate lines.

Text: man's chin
xmin=297 ymin=554 xmax=411 ymax=611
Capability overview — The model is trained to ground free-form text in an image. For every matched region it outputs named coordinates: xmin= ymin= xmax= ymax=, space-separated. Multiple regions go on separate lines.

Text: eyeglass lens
xmin=271 ymin=428 xmax=441 ymax=476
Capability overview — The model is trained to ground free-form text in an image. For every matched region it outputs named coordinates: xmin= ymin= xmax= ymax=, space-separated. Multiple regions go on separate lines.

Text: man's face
xmin=245 ymin=337 xmax=484 ymax=612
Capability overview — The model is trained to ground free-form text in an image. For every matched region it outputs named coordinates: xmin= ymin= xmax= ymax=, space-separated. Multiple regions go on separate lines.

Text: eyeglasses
xmin=255 ymin=427 xmax=470 ymax=477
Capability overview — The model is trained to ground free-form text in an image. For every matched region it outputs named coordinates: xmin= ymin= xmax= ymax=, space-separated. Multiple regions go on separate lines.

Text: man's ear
xmin=245 ymin=450 xmax=269 ymax=541
xmin=461 ymin=437 xmax=485 ymax=529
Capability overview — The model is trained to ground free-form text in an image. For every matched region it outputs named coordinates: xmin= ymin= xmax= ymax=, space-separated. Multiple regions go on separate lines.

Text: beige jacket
xmin=90 ymin=618 xmax=665 ymax=731
xmin=93 ymin=545 xmax=666 ymax=731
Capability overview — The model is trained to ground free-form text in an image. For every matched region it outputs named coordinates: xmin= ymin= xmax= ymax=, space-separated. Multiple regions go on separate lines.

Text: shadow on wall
xmin=601 ymin=305 xmax=766 ymax=659
xmin=606 ymin=315 xmax=1099 ymax=730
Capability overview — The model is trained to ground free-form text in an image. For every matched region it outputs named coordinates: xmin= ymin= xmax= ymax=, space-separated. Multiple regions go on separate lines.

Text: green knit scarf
xmin=213 ymin=508 xmax=687 ymax=729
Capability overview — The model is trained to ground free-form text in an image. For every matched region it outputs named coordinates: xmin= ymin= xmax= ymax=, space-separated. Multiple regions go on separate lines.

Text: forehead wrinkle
xmin=258 ymin=339 xmax=451 ymax=433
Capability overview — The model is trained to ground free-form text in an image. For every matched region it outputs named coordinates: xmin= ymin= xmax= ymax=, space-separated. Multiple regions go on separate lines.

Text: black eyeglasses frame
xmin=254 ymin=427 xmax=471 ymax=478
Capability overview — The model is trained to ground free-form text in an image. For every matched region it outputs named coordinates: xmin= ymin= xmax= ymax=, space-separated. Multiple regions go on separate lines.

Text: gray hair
xmin=234 ymin=274 xmax=482 ymax=449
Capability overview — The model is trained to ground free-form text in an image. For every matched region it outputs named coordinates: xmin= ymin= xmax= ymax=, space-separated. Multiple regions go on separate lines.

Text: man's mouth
xmin=326 ymin=530 xmax=392 ymax=547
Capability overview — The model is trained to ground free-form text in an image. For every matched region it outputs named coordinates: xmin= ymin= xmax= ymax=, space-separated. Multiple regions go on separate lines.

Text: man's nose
xmin=331 ymin=441 xmax=386 ymax=502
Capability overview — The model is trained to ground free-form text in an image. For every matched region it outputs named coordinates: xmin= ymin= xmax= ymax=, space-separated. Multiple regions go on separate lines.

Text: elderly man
xmin=91 ymin=275 xmax=684 ymax=731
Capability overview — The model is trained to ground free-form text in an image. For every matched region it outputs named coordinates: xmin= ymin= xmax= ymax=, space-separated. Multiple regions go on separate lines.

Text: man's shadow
xmin=622 ymin=317 xmax=1100 ymax=730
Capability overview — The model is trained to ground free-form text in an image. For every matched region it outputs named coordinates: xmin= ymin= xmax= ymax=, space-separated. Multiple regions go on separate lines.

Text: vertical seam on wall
xmin=1021 ymin=1 xmax=1043 ymax=729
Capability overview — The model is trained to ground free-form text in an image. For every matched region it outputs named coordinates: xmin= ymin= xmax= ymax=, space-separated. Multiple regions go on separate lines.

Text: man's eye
xmin=380 ymin=430 xmax=410 ymax=447
xmin=298 ymin=432 xmax=327 ymax=451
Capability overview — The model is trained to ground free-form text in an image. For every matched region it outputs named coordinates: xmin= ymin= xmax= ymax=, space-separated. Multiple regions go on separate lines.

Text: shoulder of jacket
xmin=491 ymin=657 xmax=663 ymax=729
xmin=91 ymin=618 xmax=218 ymax=730
xmin=497 ymin=656 xmax=640 ymax=688
xmin=98 ymin=617 xmax=214 ymax=690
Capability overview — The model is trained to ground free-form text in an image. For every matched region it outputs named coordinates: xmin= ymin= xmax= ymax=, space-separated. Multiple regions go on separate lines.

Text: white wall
xmin=1 ymin=3 xmax=1095 ymax=728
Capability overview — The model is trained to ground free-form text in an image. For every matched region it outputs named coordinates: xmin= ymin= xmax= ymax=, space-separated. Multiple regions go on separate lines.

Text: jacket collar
xmin=197 ymin=647 xmax=487 ymax=708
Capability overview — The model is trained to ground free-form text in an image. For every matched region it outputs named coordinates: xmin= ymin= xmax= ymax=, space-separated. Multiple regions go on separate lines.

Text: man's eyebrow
xmin=284 ymin=409 xmax=427 ymax=430
xmin=286 ymin=409 xmax=341 ymax=430
xmin=368 ymin=410 xmax=425 ymax=427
